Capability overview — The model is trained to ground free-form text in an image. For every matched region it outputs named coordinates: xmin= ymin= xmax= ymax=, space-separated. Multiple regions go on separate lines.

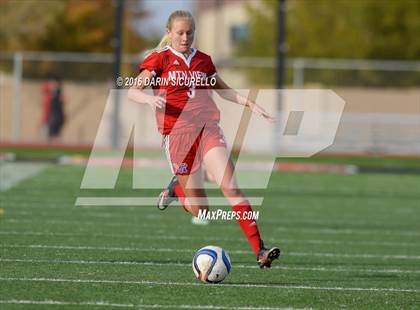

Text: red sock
xmin=233 ymin=201 xmax=262 ymax=256
xmin=173 ymin=182 xmax=187 ymax=210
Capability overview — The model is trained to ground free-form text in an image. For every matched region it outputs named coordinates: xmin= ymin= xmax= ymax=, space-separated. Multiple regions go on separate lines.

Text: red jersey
xmin=139 ymin=46 xmax=220 ymax=134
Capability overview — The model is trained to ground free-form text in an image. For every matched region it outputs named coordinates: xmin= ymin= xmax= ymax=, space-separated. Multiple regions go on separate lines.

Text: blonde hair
xmin=156 ymin=10 xmax=195 ymax=49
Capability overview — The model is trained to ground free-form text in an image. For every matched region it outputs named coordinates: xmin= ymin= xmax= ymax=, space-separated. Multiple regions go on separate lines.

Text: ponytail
xmin=156 ymin=34 xmax=171 ymax=50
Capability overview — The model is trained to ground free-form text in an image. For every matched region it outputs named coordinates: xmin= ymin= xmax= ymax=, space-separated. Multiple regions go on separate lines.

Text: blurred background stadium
xmin=0 ymin=0 xmax=419 ymax=156
xmin=0 ymin=1 xmax=419 ymax=309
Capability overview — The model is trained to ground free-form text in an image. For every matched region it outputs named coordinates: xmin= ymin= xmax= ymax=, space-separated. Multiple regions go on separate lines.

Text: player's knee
xmin=204 ymin=170 xmax=217 ymax=183
xmin=220 ymin=185 xmax=242 ymax=198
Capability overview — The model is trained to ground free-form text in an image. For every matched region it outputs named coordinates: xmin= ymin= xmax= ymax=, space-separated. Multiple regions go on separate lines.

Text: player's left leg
xmin=203 ymin=165 xmax=217 ymax=183
xmin=203 ymin=145 xmax=280 ymax=268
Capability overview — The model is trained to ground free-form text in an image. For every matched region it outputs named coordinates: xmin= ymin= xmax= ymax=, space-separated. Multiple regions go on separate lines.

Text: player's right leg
xmin=157 ymin=165 xmax=216 ymax=211
xmin=159 ymin=130 xmax=210 ymax=217
xmin=158 ymin=133 xmax=190 ymax=211
xmin=157 ymin=175 xmax=179 ymax=211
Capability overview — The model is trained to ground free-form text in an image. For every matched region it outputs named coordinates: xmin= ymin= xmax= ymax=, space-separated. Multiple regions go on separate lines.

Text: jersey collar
xmin=167 ymin=45 xmax=197 ymax=68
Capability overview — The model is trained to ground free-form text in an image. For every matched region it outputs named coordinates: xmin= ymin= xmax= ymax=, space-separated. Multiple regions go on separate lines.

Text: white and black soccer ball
xmin=192 ymin=245 xmax=231 ymax=283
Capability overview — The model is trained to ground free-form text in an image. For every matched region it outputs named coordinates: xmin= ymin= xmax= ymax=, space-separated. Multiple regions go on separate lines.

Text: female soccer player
xmin=128 ymin=10 xmax=280 ymax=268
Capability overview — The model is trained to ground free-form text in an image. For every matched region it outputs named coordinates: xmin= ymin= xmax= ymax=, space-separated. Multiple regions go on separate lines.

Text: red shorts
xmin=163 ymin=126 xmax=227 ymax=175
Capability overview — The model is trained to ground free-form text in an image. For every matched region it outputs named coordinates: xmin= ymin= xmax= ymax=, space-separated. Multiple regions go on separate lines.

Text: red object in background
xmin=42 ymin=81 xmax=52 ymax=125
xmin=140 ymin=46 xmax=219 ymax=135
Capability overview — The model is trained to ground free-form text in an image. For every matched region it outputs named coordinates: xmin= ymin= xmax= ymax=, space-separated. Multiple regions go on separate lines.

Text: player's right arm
xmin=127 ymin=69 xmax=166 ymax=109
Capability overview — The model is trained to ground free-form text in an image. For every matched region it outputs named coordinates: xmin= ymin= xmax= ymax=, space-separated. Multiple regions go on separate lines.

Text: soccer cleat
xmin=157 ymin=176 xmax=179 ymax=210
xmin=257 ymin=240 xmax=281 ymax=269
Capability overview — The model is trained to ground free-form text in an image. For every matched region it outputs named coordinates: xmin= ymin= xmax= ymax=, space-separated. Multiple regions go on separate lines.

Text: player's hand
xmin=249 ymin=102 xmax=276 ymax=123
xmin=145 ymin=95 xmax=166 ymax=109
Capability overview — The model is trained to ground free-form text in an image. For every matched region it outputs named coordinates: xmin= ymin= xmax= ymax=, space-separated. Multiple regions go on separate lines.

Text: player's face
xmin=168 ymin=19 xmax=194 ymax=54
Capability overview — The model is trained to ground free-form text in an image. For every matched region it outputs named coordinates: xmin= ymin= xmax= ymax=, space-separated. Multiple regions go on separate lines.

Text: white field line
xmin=6 ymin=210 xmax=418 ymax=229
xmin=3 ymin=184 xmax=417 ymax=199
xmin=2 ymin=244 xmax=420 ymax=260
xmin=5 ymin=207 xmax=419 ymax=231
xmin=0 ymin=277 xmax=418 ymax=293
xmin=0 ymin=162 xmax=49 ymax=192
xmin=0 ymin=230 xmax=417 ymax=248
xmin=0 ymin=300 xmax=307 ymax=310
xmin=5 ymin=201 xmax=419 ymax=218
xmin=1 ymin=258 xmax=419 ymax=274
xmin=75 ymin=197 xmax=265 ymax=207
xmin=3 ymin=218 xmax=419 ymax=237
xmin=5 ymin=190 xmax=419 ymax=202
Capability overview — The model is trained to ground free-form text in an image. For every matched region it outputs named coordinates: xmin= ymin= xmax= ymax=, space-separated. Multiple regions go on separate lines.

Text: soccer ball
xmin=192 ymin=245 xmax=231 ymax=283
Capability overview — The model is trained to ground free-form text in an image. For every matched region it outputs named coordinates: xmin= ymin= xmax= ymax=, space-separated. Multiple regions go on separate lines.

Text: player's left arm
xmin=213 ymin=75 xmax=275 ymax=122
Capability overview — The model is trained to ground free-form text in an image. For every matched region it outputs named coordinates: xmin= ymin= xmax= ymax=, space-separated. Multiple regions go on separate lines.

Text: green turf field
xmin=0 ymin=162 xmax=419 ymax=309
